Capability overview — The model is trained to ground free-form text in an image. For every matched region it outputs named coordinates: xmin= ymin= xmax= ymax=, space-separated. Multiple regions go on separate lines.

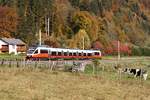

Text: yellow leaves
xmin=0 ymin=6 xmax=18 ymax=37
xmin=69 ymin=29 xmax=91 ymax=49
xmin=104 ymin=11 xmax=114 ymax=22
xmin=115 ymin=27 xmax=128 ymax=43
xmin=72 ymin=11 xmax=99 ymax=41
xmin=118 ymin=31 xmax=129 ymax=43
xmin=73 ymin=11 xmax=92 ymax=29
xmin=44 ymin=36 xmax=60 ymax=48
xmin=0 ymin=31 xmax=11 ymax=38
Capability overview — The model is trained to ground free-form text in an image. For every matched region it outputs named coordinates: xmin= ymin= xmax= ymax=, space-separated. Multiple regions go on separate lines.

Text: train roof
xmin=35 ymin=47 xmax=101 ymax=53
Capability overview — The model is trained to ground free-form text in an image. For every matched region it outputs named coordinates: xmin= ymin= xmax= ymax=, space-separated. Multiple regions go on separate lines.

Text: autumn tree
xmin=71 ymin=11 xmax=99 ymax=41
xmin=0 ymin=6 xmax=18 ymax=38
xmin=69 ymin=29 xmax=91 ymax=49
xmin=51 ymin=0 xmax=72 ymax=37
xmin=16 ymin=0 xmax=53 ymax=45
xmin=0 ymin=0 xmax=150 ymax=51
xmin=69 ymin=0 xmax=80 ymax=8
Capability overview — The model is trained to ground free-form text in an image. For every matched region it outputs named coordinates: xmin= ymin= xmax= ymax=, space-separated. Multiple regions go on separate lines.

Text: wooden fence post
xmin=1 ymin=59 xmax=4 ymax=66
xmin=93 ymin=63 xmax=95 ymax=75
xmin=9 ymin=61 xmax=11 ymax=68
xmin=16 ymin=59 xmax=19 ymax=68
xmin=50 ymin=61 xmax=54 ymax=71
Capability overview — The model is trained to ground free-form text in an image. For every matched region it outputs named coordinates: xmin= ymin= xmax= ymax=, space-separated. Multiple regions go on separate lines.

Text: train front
xmin=26 ymin=47 xmax=37 ymax=60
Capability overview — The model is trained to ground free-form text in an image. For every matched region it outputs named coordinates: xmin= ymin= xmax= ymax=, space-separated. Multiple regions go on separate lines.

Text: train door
xmin=48 ymin=49 xmax=51 ymax=55
xmin=48 ymin=49 xmax=51 ymax=59
xmin=67 ymin=51 xmax=69 ymax=56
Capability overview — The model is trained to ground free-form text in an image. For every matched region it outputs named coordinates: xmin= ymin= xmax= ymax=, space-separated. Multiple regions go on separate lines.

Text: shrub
xmin=131 ymin=46 xmax=150 ymax=56
xmin=111 ymin=41 xmax=131 ymax=56
xmin=140 ymin=47 xmax=150 ymax=56
xmin=131 ymin=46 xmax=142 ymax=56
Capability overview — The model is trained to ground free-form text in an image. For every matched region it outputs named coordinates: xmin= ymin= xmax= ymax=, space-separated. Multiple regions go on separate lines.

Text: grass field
xmin=0 ymin=69 xmax=150 ymax=100
xmin=0 ymin=71 xmax=150 ymax=100
xmin=0 ymin=54 xmax=25 ymax=60
xmin=0 ymin=57 xmax=150 ymax=100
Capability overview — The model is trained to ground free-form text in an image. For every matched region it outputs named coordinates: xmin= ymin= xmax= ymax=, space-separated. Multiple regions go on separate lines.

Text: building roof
xmin=1 ymin=38 xmax=26 ymax=45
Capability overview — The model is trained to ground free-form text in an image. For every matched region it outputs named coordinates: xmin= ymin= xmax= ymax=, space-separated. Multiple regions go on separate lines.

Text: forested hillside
xmin=0 ymin=0 xmax=150 ymax=55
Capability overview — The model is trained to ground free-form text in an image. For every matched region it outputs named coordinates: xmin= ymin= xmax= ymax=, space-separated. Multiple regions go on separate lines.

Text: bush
xmin=140 ymin=47 xmax=150 ymax=56
xmin=131 ymin=46 xmax=142 ymax=56
xmin=131 ymin=46 xmax=150 ymax=56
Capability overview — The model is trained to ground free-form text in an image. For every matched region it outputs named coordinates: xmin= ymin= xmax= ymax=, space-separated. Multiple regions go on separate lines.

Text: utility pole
xmin=118 ymin=40 xmax=120 ymax=61
xmin=80 ymin=29 xmax=86 ymax=50
xmin=39 ymin=29 xmax=42 ymax=46
xmin=45 ymin=15 xmax=50 ymax=36
xmin=83 ymin=37 xmax=84 ymax=50
xmin=47 ymin=17 xmax=50 ymax=36
xmin=45 ymin=16 xmax=47 ymax=36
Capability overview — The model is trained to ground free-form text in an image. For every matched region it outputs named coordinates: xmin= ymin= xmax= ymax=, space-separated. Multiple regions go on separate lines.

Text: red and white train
xmin=26 ymin=46 xmax=102 ymax=60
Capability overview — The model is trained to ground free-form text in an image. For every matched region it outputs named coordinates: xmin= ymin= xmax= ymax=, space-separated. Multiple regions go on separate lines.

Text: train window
xmin=88 ymin=53 xmax=92 ymax=56
xmin=34 ymin=50 xmax=38 ymax=54
xmin=64 ymin=52 xmax=67 ymax=56
xmin=58 ymin=52 xmax=61 ymax=56
xmin=69 ymin=53 xmax=72 ymax=56
xmin=52 ymin=52 xmax=56 ymax=56
xmin=79 ymin=53 xmax=82 ymax=56
xmin=40 ymin=50 xmax=48 ymax=54
xmin=84 ymin=53 xmax=86 ymax=56
xmin=73 ymin=53 xmax=76 ymax=56
xmin=94 ymin=52 xmax=99 ymax=55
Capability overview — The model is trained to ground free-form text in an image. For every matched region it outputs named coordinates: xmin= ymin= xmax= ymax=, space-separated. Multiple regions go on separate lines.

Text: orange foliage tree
xmin=0 ymin=6 xmax=18 ymax=38
xmin=111 ymin=40 xmax=131 ymax=55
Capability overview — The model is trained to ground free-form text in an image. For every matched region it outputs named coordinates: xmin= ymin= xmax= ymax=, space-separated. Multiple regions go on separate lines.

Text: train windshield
xmin=27 ymin=47 xmax=36 ymax=54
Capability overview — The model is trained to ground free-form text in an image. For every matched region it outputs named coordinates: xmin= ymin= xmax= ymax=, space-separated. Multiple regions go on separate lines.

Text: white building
xmin=0 ymin=38 xmax=26 ymax=55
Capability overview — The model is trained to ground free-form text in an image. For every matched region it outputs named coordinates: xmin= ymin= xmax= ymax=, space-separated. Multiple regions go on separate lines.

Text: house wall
xmin=0 ymin=40 xmax=7 ymax=48
xmin=9 ymin=45 xmax=17 ymax=55
xmin=0 ymin=40 xmax=7 ymax=53
xmin=0 ymin=39 xmax=26 ymax=54
xmin=17 ymin=45 xmax=26 ymax=53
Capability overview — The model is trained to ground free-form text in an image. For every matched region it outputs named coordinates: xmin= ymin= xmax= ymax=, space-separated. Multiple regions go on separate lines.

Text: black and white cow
xmin=123 ymin=68 xmax=148 ymax=80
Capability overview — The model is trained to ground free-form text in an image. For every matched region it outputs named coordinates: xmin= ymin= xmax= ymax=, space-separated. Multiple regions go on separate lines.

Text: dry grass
xmin=0 ymin=67 xmax=150 ymax=100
